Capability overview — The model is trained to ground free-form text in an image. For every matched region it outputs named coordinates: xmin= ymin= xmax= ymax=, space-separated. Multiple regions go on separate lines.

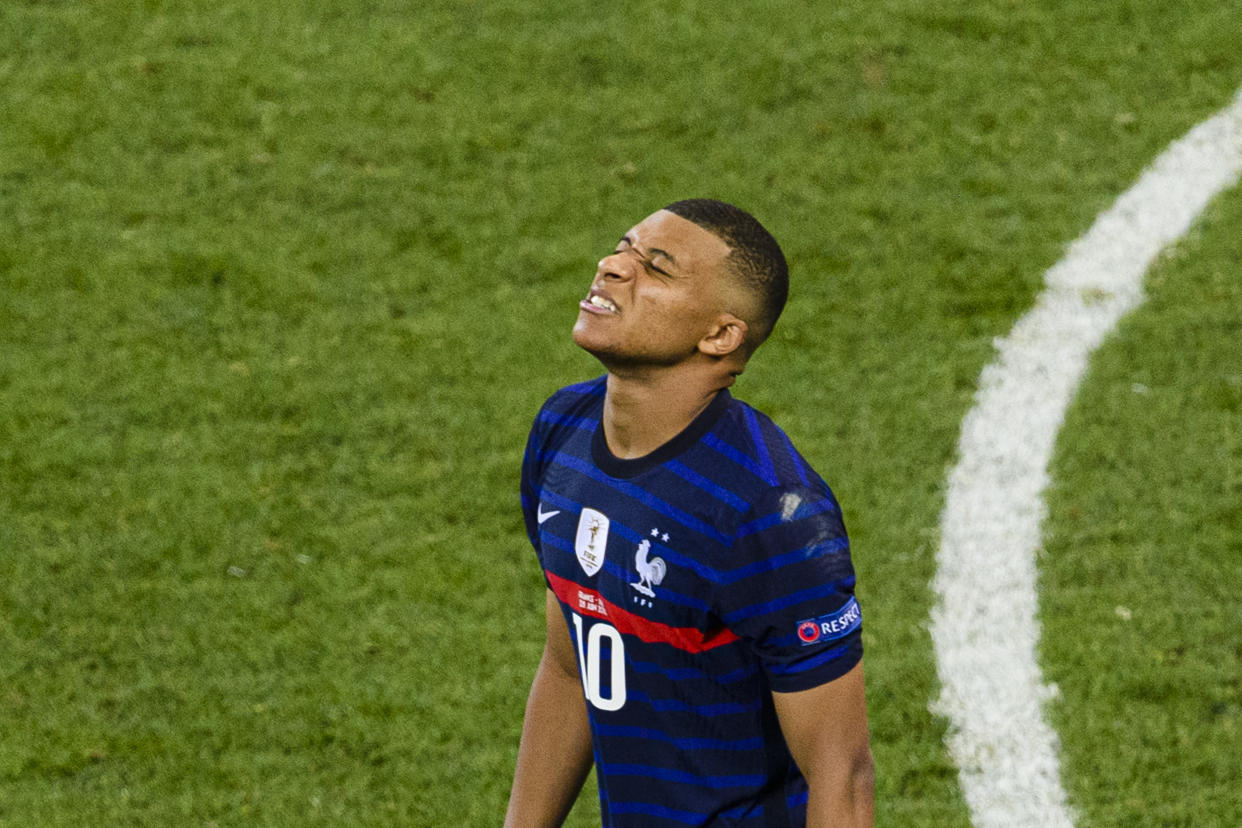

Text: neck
xmin=600 ymin=363 xmax=735 ymax=460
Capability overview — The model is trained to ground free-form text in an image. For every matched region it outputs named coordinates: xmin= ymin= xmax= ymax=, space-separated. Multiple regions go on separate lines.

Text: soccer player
xmin=505 ymin=199 xmax=873 ymax=827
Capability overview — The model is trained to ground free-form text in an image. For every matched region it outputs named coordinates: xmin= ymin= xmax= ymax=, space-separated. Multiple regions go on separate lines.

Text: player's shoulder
xmin=709 ymin=392 xmax=831 ymax=497
xmin=528 ymin=375 xmax=606 ymax=442
xmin=542 ymin=375 xmax=606 ymax=411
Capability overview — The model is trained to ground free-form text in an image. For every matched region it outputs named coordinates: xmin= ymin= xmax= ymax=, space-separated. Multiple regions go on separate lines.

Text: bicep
xmin=543 ymin=587 xmax=580 ymax=679
xmin=772 ymin=661 xmax=871 ymax=781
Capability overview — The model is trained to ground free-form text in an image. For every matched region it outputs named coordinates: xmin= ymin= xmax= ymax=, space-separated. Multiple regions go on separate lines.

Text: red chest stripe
xmin=547 ymin=570 xmax=740 ymax=654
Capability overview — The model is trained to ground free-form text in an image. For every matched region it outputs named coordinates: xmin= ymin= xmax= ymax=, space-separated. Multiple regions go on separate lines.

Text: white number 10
xmin=571 ymin=613 xmax=627 ymax=711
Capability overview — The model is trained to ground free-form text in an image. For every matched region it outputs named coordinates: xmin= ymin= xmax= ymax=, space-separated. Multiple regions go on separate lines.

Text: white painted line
xmin=930 ymin=87 xmax=1242 ymax=828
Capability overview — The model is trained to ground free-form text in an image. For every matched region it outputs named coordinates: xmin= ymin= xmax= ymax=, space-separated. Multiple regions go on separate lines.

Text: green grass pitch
xmin=1 ymin=1 xmax=1240 ymax=825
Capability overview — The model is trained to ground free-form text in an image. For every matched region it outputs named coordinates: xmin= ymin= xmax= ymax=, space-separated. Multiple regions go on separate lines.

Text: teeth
xmin=589 ymin=295 xmax=617 ymax=312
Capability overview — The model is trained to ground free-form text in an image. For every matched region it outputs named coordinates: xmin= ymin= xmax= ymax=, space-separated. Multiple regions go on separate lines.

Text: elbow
xmin=802 ymin=743 xmax=875 ymax=826
xmin=850 ymin=745 xmax=875 ymax=824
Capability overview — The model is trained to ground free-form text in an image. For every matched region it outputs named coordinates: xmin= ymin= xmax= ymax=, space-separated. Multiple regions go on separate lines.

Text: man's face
xmin=572 ymin=210 xmax=734 ymax=367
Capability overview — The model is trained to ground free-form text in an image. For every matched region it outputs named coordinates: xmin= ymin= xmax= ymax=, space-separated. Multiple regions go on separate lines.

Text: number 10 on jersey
xmin=571 ymin=613 xmax=627 ymax=711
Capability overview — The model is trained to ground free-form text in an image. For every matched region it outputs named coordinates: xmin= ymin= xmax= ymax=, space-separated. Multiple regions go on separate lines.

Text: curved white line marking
xmin=930 ymin=87 xmax=1242 ymax=827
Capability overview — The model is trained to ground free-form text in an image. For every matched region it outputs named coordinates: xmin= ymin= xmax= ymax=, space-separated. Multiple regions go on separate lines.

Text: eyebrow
xmin=619 ymin=235 xmax=679 ymax=269
xmin=649 ymin=247 xmax=677 ymax=267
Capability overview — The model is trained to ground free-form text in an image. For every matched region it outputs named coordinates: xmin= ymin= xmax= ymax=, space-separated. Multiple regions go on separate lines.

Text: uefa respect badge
xmin=796 ymin=597 xmax=862 ymax=646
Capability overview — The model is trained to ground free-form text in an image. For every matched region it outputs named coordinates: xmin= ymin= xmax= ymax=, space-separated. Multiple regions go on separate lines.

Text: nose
xmin=596 ymin=250 xmax=636 ymax=283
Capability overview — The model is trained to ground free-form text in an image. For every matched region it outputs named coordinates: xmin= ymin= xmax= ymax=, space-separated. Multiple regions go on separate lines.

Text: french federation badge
xmin=574 ymin=507 xmax=609 ymax=576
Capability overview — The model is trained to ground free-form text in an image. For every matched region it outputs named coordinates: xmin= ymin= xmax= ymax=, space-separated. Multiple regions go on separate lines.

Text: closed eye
xmin=613 ymin=237 xmax=675 ymax=277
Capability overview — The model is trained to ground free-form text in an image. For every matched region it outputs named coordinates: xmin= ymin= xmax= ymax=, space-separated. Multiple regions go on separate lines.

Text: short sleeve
xmin=519 ymin=405 xmax=549 ymax=552
xmin=717 ymin=484 xmax=862 ymax=693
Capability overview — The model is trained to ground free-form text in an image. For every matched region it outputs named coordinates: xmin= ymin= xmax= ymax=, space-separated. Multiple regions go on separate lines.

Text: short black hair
xmin=662 ymin=198 xmax=788 ymax=350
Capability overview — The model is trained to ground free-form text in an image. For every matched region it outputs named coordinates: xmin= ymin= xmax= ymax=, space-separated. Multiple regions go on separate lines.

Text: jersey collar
xmin=591 ymin=389 xmax=732 ymax=479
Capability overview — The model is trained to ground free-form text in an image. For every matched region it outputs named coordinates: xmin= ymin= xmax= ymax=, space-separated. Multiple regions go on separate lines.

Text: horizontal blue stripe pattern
xmin=537 ymin=501 xmax=730 ymax=585
xmin=537 ymin=508 xmax=720 ymax=605
xmin=537 ymin=408 xmax=597 ymax=431
xmin=598 ymin=761 xmax=765 ymax=789
xmin=542 ymin=531 xmax=700 ymax=614
xmin=563 ymin=378 xmax=607 ymax=396
xmin=628 ymin=689 xmax=763 ymax=716
xmin=542 ymin=532 xmax=575 ymax=557
xmin=723 ymin=577 xmax=856 ymax=625
xmin=553 ymin=453 xmax=732 ymax=544
xmin=526 ymin=381 xmax=859 ymax=824
xmin=593 ymin=722 xmax=764 ymax=751
xmin=734 ymin=496 xmax=840 ymax=539
xmin=628 ymin=656 xmax=759 ymax=685
xmin=701 ymin=432 xmax=769 ymax=484
xmin=607 ymin=800 xmax=760 ymax=825
xmin=539 ymin=483 xmax=847 ymax=588
xmin=602 ymin=570 xmax=713 ymax=614
xmin=719 ymin=537 xmax=850 ymax=585
xmin=767 ymin=643 xmax=852 ymax=677
xmin=602 ymin=521 xmax=726 ymax=588
xmin=605 ymin=801 xmax=719 ymax=825
xmin=665 ymin=459 xmax=750 ymax=512
xmin=538 ymin=488 xmax=582 ymax=514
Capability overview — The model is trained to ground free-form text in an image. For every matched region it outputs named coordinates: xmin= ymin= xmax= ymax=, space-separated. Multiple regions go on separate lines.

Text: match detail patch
xmin=796 ymin=597 xmax=861 ymax=646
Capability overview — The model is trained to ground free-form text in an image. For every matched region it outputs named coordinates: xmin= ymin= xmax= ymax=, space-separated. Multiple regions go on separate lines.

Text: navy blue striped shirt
xmin=521 ymin=376 xmax=862 ymax=827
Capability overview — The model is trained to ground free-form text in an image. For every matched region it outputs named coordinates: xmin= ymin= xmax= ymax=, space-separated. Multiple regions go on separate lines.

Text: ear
xmin=698 ymin=313 xmax=749 ymax=358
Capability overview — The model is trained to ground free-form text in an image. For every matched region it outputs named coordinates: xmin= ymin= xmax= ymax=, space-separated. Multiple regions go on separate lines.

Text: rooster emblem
xmin=631 ymin=539 xmax=667 ymax=598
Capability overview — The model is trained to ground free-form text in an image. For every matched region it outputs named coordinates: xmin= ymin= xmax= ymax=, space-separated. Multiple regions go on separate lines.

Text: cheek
xmin=667 ymin=292 xmax=718 ymax=329
xmin=646 ymin=299 xmax=716 ymax=346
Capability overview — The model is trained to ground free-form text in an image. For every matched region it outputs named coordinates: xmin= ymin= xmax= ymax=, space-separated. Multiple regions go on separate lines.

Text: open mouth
xmin=580 ymin=292 xmax=619 ymax=314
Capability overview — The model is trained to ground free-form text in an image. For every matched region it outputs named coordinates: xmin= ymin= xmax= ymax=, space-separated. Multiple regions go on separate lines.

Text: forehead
xmin=623 ymin=210 xmax=732 ymax=272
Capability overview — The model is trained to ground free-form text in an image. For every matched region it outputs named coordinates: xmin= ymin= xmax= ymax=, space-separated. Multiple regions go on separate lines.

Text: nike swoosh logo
xmin=537 ymin=505 xmax=561 ymax=525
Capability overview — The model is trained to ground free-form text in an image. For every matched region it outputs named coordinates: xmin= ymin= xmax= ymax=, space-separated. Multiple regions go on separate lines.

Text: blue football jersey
xmin=520 ymin=377 xmax=862 ymax=827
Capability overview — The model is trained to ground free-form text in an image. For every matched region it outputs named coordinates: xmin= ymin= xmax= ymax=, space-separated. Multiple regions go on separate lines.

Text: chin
xmin=573 ymin=336 xmax=617 ymax=363
xmin=572 ymin=325 xmax=622 ymax=362
xmin=574 ymin=318 xmax=613 ymax=349
xmin=571 ymin=321 xmax=595 ymax=350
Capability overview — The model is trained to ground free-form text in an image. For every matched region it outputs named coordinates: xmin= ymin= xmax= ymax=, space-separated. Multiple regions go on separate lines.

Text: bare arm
xmin=504 ymin=588 xmax=594 ymax=827
xmin=772 ymin=662 xmax=874 ymax=828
